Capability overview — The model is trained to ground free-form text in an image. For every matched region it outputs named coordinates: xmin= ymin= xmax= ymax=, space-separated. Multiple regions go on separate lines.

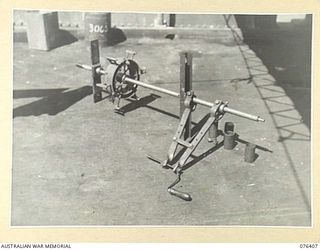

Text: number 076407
xmin=300 ymin=244 xmax=318 ymax=249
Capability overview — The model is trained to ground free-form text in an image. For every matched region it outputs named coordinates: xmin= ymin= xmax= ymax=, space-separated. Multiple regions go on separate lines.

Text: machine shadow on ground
xmin=13 ymin=86 xmax=92 ymax=118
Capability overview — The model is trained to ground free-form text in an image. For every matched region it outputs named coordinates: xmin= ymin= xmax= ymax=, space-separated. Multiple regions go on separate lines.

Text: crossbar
xmin=123 ymin=76 xmax=265 ymax=122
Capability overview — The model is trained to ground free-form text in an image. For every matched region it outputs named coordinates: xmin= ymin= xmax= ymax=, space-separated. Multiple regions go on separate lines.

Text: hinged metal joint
xmin=183 ymin=91 xmax=197 ymax=111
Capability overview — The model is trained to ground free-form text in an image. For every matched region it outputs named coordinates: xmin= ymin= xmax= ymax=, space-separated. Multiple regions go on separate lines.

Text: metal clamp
xmin=184 ymin=91 xmax=197 ymax=111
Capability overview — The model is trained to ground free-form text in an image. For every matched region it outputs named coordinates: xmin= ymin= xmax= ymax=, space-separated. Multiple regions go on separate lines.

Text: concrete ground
xmin=12 ymin=32 xmax=311 ymax=226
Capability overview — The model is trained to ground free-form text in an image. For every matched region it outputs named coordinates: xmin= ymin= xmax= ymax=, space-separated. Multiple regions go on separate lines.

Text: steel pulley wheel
xmin=112 ymin=59 xmax=140 ymax=99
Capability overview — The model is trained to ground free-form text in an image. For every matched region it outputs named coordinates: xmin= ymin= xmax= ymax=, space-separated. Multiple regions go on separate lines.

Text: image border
xmin=1 ymin=0 xmax=319 ymax=243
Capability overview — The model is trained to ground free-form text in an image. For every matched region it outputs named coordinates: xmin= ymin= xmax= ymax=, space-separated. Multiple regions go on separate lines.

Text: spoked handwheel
xmin=111 ymin=59 xmax=140 ymax=99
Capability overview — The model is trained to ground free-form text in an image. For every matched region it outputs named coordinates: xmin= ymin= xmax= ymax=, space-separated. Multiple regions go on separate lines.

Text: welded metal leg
xmin=173 ymin=115 xmax=218 ymax=173
xmin=92 ymin=64 xmax=102 ymax=102
xmin=131 ymin=93 xmax=140 ymax=100
xmin=180 ymin=52 xmax=193 ymax=140
xmin=113 ymin=95 xmax=121 ymax=110
xmin=167 ymin=108 xmax=192 ymax=162
xmin=208 ymin=121 xmax=218 ymax=144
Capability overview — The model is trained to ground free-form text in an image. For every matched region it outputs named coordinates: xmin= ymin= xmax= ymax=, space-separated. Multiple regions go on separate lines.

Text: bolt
xmin=215 ymin=100 xmax=220 ymax=105
xmin=173 ymin=137 xmax=177 ymax=141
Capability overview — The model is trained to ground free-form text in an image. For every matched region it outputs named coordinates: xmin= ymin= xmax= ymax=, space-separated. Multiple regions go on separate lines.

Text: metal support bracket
xmin=167 ymin=107 xmax=192 ymax=163
xmin=91 ymin=63 xmax=103 ymax=103
xmin=180 ymin=51 xmax=193 ymax=140
xmin=169 ymin=100 xmax=224 ymax=173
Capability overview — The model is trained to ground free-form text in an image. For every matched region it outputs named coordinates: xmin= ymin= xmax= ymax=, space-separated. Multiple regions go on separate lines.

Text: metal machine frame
xmin=77 ymin=40 xmax=265 ymax=201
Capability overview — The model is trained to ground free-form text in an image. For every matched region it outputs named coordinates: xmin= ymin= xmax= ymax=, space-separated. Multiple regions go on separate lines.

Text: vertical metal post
xmin=92 ymin=65 xmax=102 ymax=102
xmin=90 ymin=40 xmax=102 ymax=102
xmin=180 ymin=52 xmax=193 ymax=140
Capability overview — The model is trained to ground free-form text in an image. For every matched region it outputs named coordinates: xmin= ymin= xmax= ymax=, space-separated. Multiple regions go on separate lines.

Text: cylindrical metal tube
xmin=224 ymin=131 xmax=235 ymax=150
xmin=96 ymin=68 xmax=107 ymax=75
xmin=76 ymin=64 xmax=92 ymax=71
xmin=224 ymin=122 xmax=234 ymax=133
xmin=223 ymin=107 xmax=264 ymax=122
xmin=244 ymin=143 xmax=257 ymax=163
xmin=124 ymin=77 xmax=180 ymax=98
xmin=193 ymin=97 xmax=213 ymax=108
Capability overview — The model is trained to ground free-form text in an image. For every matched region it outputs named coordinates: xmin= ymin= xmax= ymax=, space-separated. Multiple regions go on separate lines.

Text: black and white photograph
xmin=12 ymin=11 xmax=312 ymax=227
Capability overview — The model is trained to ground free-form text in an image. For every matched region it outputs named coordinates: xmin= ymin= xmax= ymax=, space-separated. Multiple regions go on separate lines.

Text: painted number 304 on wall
xmin=89 ymin=24 xmax=108 ymax=33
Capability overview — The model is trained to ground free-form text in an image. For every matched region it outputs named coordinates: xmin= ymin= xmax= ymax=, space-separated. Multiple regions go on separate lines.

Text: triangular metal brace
xmin=165 ymin=100 xmax=224 ymax=173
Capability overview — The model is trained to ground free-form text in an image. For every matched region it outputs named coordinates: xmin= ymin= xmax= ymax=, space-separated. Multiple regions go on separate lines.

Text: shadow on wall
xmin=235 ymin=15 xmax=312 ymax=87
xmin=13 ymin=28 xmax=78 ymax=47
xmin=55 ymin=29 xmax=78 ymax=47
xmin=13 ymin=86 xmax=92 ymax=118
xmin=232 ymin=14 xmax=312 ymax=130
xmin=103 ymin=27 xmax=127 ymax=46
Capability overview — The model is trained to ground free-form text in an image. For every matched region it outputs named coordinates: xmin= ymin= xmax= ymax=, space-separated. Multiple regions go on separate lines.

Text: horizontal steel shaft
xmin=75 ymin=63 xmax=265 ymax=122
xmin=125 ymin=77 xmax=180 ymax=98
xmin=124 ymin=77 xmax=265 ymax=122
xmin=76 ymin=64 xmax=107 ymax=75
xmin=223 ymin=107 xmax=264 ymax=122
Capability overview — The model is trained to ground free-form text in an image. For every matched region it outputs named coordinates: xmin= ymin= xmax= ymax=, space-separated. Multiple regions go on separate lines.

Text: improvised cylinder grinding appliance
xmin=77 ymin=40 xmax=265 ymax=201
